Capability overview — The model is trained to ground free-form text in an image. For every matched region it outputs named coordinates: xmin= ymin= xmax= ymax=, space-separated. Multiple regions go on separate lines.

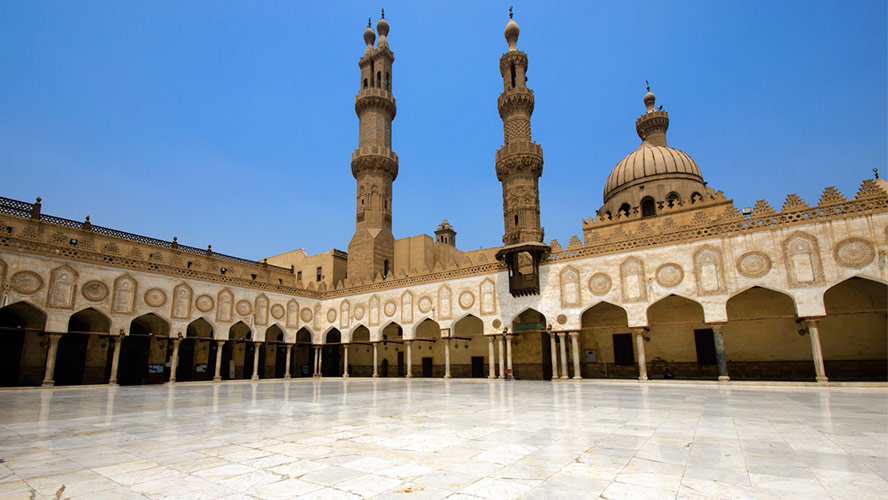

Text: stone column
xmin=710 ymin=323 xmax=729 ymax=382
xmin=214 ymin=341 xmax=225 ymax=381
xmin=505 ymin=336 xmax=513 ymax=375
xmin=569 ymin=331 xmax=582 ymax=380
xmin=549 ymin=332 xmax=559 ymax=380
xmin=109 ymin=334 xmax=124 ymax=385
xmin=557 ymin=332 xmax=569 ymax=379
xmin=342 ymin=344 xmax=349 ymax=378
xmin=487 ymin=336 xmax=496 ymax=379
xmin=283 ymin=344 xmax=292 ymax=380
xmin=169 ymin=337 xmax=182 ymax=383
xmin=312 ymin=347 xmax=319 ymax=376
xmin=405 ymin=341 xmax=413 ymax=378
xmin=444 ymin=338 xmax=452 ymax=379
xmin=317 ymin=347 xmax=323 ymax=377
xmin=634 ymin=329 xmax=648 ymax=381
xmin=804 ymin=318 xmax=829 ymax=382
xmin=372 ymin=342 xmax=379 ymax=378
xmin=251 ymin=342 xmax=261 ymax=381
xmin=42 ymin=334 xmax=61 ymax=388
xmin=497 ymin=336 xmax=505 ymax=379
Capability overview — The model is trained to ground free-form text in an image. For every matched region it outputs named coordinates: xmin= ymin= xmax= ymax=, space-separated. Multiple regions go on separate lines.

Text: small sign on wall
xmin=584 ymin=349 xmax=597 ymax=363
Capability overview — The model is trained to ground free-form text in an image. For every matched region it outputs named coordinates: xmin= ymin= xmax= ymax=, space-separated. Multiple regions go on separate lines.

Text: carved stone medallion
xmin=556 ymin=314 xmax=567 ymax=325
xmin=81 ymin=281 xmax=109 ymax=302
xmin=588 ymin=273 xmax=612 ymax=296
xmin=736 ymin=251 xmax=772 ymax=278
xmin=327 ymin=308 xmax=337 ymax=323
xmin=300 ymin=307 xmax=313 ymax=322
xmin=235 ymin=299 xmax=252 ymax=316
xmin=195 ymin=294 xmax=214 ymax=313
xmin=833 ymin=238 xmax=875 ymax=269
xmin=418 ymin=296 xmax=432 ymax=313
xmin=271 ymin=304 xmax=285 ymax=320
xmin=353 ymin=304 xmax=365 ymax=320
xmin=655 ymin=263 xmax=684 ymax=288
xmin=492 ymin=319 xmax=502 ymax=329
xmin=384 ymin=300 xmax=397 ymax=317
xmin=458 ymin=291 xmax=475 ymax=309
xmin=10 ymin=271 xmax=43 ymax=295
xmin=144 ymin=288 xmax=167 ymax=307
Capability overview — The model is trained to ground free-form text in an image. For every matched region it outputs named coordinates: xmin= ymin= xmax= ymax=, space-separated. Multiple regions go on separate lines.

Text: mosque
xmin=0 ymin=12 xmax=885 ymax=388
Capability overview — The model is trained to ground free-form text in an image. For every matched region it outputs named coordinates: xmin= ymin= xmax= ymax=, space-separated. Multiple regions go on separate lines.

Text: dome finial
xmin=363 ymin=18 xmax=376 ymax=49
xmin=381 ymin=8 xmax=384 ymax=19
xmin=643 ymin=81 xmax=656 ymax=113
xmin=509 ymin=6 xmax=513 ymax=19
xmin=377 ymin=9 xmax=390 ymax=45
xmin=646 ymin=80 xmax=650 ymax=92
xmin=504 ymin=7 xmax=520 ymax=51
xmin=368 ymin=17 xmax=371 ymax=28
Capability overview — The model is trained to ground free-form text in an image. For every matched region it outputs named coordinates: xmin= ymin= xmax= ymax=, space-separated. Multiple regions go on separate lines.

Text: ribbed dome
xmin=603 ymin=143 xmax=702 ymax=201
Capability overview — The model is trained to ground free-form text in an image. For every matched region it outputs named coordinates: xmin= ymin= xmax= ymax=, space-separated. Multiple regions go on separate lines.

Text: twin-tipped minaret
xmin=348 ymin=11 xmax=398 ymax=281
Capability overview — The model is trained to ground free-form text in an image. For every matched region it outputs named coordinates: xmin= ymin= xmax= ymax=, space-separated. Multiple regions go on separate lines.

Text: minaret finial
xmin=509 ymin=6 xmax=513 ymax=19
xmin=368 ymin=18 xmax=371 ymax=28
xmin=875 ymin=168 xmax=880 ymax=179
xmin=646 ymin=80 xmax=650 ymax=92
xmin=381 ymin=8 xmax=384 ymax=19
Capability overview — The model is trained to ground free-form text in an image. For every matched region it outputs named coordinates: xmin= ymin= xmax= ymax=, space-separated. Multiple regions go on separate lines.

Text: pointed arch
xmin=453 ymin=314 xmax=483 ymax=337
xmin=68 ymin=307 xmax=110 ymax=333
xmin=819 ymin=277 xmax=887 ymax=380
xmin=228 ymin=320 xmax=250 ymax=340
xmin=130 ymin=313 xmax=170 ymax=337
xmin=187 ymin=317 xmax=215 ymax=338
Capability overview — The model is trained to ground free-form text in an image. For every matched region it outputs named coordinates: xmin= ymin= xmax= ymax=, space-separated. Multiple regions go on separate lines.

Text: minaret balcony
xmin=495 ymin=140 xmax=543 ymax=165
xmin=355 ymin=89 xmax=397 ymax=117
xmin=351 ymin=147 xmax=399 ymax=179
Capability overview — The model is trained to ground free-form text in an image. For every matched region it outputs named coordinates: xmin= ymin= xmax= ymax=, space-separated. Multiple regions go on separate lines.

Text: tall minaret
xmin=495 ymin=9 xmax=544 ymax=246
xmin=348 ymin=11 xmax=398 ymax=281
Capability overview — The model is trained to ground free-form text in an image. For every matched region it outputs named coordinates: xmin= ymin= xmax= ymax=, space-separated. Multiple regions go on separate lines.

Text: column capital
xmin=708 ymin=322 xmax=725 ymax=332
xmin=568 ymin=331 xmax=579 ymax=338
xmin=556 ymin=331 xmax=566 ymax=338
xmin=801 ymin=317 xmax=824 ymax=328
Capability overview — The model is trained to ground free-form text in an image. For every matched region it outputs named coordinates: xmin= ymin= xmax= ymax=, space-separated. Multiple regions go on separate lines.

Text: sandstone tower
xmin=494 ymin=11 xmax=549 ymax=297
xmin=347 ymin=12 xmax=398 ymax=281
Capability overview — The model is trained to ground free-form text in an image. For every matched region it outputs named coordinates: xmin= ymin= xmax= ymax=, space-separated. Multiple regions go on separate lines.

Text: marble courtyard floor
xmin=0 ymin=379 xmax=886 ymax=500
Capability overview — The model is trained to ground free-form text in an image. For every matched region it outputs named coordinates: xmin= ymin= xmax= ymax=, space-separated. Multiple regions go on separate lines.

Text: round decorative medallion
xmin=10 ymin=271 xmax=43 ymax=295
xmin=736 ymin=251 xmax=772 ymax=278
xmin=384 ymin=300 xmax=397 ymax=317
xmin=81 ymin=281 xmax=108 ymax=302
xmin=418 ymin=296 xmax=432 ymax=313
xmin=271 ymin=304 xmax=285 ymax=320
xmin=458 ymin=291 xmax=475 ymax=309
xmin=353 ymin=305 xmax=365 ymax=320
xmin=656 ymin=263 xmax=684 ymax=288
xmin=144 ymin=288 xmax=167 ymax=307
xmin=327 ymin=308 xmax=337 ymax=323
xmin=235 ymin=300 xmax=252 ymax=316
xmin=556 ymin=314 xmax=567 ymax=325
xmin=588 ymin=273 xmax=612 ymax=296
xmin=195 ymin=294 xmax=214 ymax=313
xmin=833 ymin=238 xmax=875 ymax=269
xmin=300 ymin=307 xmax=313 ymax=322
xmin=492 ymin=319 xmax=502 ymax=329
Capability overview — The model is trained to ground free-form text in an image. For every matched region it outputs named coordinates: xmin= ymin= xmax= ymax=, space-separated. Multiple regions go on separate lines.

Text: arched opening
xmin=122 ymin=313 xmax=170 ymax=385
xmin=646 ymin=295 xmax=709 ymax=379
xmin=641 ymin=197 xmax=656 ymax=218
xmin=820 ymin=278 xmax=887 ymax=380
xmin=265 ymin=325 xmax=286 ymax=378
xmin=349 ymin=325 xmax=372 ymax=377
xmin=618 ymin=203 xmax=631 ymax=217
xmin=322 ymin=329 xmax=341 ymax=377
xmin=376 ymin=71 xmax=381 ymax=88
xmin=381 ymin=322 xmax=403 ymax=376
xmin=510 ymin=308 xmax=548 ymax=379
xmin=370 ymin=60 xmax=375 ymax=86
xmin=452 ymin=315 xmax=486 ymax=378
xmin=57 ymin=308 xmax=110 ymax=386
xmin=691 ymin=192 xmax=702 ymax=203
xmin=363 ymin=78 xmax=368 ymax=89
xmin=0 ymin=302 xmax=47 ymax=386
xmin=580 ymin=302 xmax=631 ymax=379
xmin=725 ymin=287 xmax=807 ymax=380
xmin=414 ymin=319 xmax=440 ymax=377
xmin=295 ymin=327 xmax=313 ymax=377
xmin=510 ymin=63 xmax=516 ymax=88
xmin=178 ymin=318 xmax=214 ymax=382
xmin=383 ymin=259 xmax=389 ymax=280
xmin=666 ymin=192 xmax=681 ymax=208
xmin=385 ymin=71 xmax=389 ymax=90
xmin=228 ymin=321 xmax=251 ymax=380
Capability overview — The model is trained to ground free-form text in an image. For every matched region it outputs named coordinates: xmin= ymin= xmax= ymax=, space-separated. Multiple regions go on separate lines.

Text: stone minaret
xmin=348 ymin=12 xmax=398 ymax=281
xmin=495 ymin=10 xmax=544 ymax=246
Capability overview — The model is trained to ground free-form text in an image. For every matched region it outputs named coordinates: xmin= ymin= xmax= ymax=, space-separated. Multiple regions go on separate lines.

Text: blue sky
xmin=1 ymin=1 xmax=885 ymax=260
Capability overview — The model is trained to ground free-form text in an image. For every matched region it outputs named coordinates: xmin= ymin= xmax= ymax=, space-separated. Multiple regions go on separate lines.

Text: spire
xmin=363 ymin=18 xmax=376 ymax=50
xmin=636 ymin=82 xmax=669 ymax=146
xmin=504 ymin=7 xmax=520 ymax=51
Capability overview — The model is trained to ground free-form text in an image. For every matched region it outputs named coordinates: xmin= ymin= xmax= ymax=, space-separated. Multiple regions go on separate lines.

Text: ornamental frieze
xmin=833 ymin=237 xmax=875 ymax=269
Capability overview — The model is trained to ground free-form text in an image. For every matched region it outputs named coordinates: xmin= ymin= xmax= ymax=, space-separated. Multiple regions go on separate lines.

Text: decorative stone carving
xmin=340 ymin=300 xmax=350 ymax=329
xmin=81 ymin=281 xmax=109 ymax=302
xmin=783 ymin=231 xmax=824 ymax=287
xmin=144 ymin=288 xmax=166 ymax=308
xmin=559 ymin=266 xmax=581 ymax=307
xmin=286 ymin=299 xmax=299 ymax=328
xmin=353 ymin=304 xmax=365 ymax=321
xmin=11 ymin=271 xmax=43 ymax=295
xmin=655 ymin=263 xmax=684 ymax=288
xmin=833 ymin=237 xmax=875 ymax=269
xmin=438 ymin=285 xmax=452 ymax=320
xmin=217 ymin=289 xmax=234 ymax=323
xmin=418 ymin=296 xmax=432 ymax=314
xmin=112 ymin=274 xmax=137 ymax=314
xmin=313 ymin=303 xmax=322 ymax=332
xmin=401 ymin=291 xmax=413 ymax=323
xmin=556 ymin=314 xmax=567 ymax=325
xmin=327 ymin=308 xmax=337 ymax=323
xmin=171 ymin=283 xmax=193 ymax=319
xmin=0 ymin=258 xmax=5 ymax=291
xmin=271 ymin=304 xmax=285 ymax=320
xmin=384 ymin=299 xmax=397 ymax=317
xmin=300 ymin=307 xmax=313 ymax=322
xmin=235 ymin=299 xmax=252 ymax=316
xmin=254 ymin=294 xmax=269 ymax=326
xmin=369 ymin=295 xmax=380 ymax=326
xmin=736 ymin=251 xmax=772 ymax=278
xmin=620 ymin=257 xmax=647 ymax=303
xmin=589 ymin=273 xmax=612 ymax=296
xmin=47 ymin=265 xmax=78 ymax=309
xmin=694 ymin=245 xmax=727 ymax=295
xmin=195 ymin=294 xmax=214 ymax=313
xmin=458 ymin=291 xmax=475 ymax=310
xmin=479 ymin=279 xmax=496 ymax=315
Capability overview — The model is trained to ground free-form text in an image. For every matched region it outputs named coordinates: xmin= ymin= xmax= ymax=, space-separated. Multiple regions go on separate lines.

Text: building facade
xmin=1 ymin=13 xmax=885 ymax=388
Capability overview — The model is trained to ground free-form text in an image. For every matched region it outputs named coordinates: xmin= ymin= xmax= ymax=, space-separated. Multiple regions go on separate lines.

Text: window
xmin=316 ymin=267 xmax=322 ymax=282
xmin=514 ymin=214 xmax=519 ymax=227
xmin=691 ymin=192 xmax=702 ymax=203
xmin=363 ymin=78 xmax=368 ymax=89
xmin=385 ymin=72 xmax=390 ymax=89
xmin=383 ymin=259 xmax=389 ymax=280
xmin=510 ymin=64 xmax=516 ymax=88
xmin=377 ymin=71 xmax=381 ymax=88
xmin=666 ymin=192 xmax=680 ymax=207
xmin=641 ymin=197 xmax=656 ymax=218
xmin=370 ymin=61 xmax=374 ymax=86
xmin=296 ymin=271 xmax=302 ymax=281
xmin=618 ymin=203 xmax=631 ymax=217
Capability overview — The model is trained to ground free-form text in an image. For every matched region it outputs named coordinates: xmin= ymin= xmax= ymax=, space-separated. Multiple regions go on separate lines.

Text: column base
xmin=498 ymin=375 xmax=504 ymax=380
xmin=444 ymin=375 xmax=452 ymax=379
xmin=488 ymin=375 xmax=496 ymax=379
xmin=283 ymin=375 xmax=291 ymax=380
xmin=372 ymin=374 xmax=379 ymax=378
xmin=638 ymin=376 xmax=648 ymax=381
xmin=342 ymin=374 xmax=349 ymax=379
xmin=560 ymin=376 xmax=569 ymax=380
xmin=250 ymin=375 xmax=259 ymax=381
xmin=405 ymin=374 xmax=413 ymax=379
xmin=108 ymin=382 xmax=118 ymax=386
xmin=572 ymin=376 xmax=582 ymax=380
xmin=41 ymin=381 xmax=54 ymax=388
xmin=213 ymin=376 xmax=222 ymax=382
xmin=815 ymin=376 xmax=829 ymax=383
xmin=717 ymin=376 xmax=731 ymax=382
